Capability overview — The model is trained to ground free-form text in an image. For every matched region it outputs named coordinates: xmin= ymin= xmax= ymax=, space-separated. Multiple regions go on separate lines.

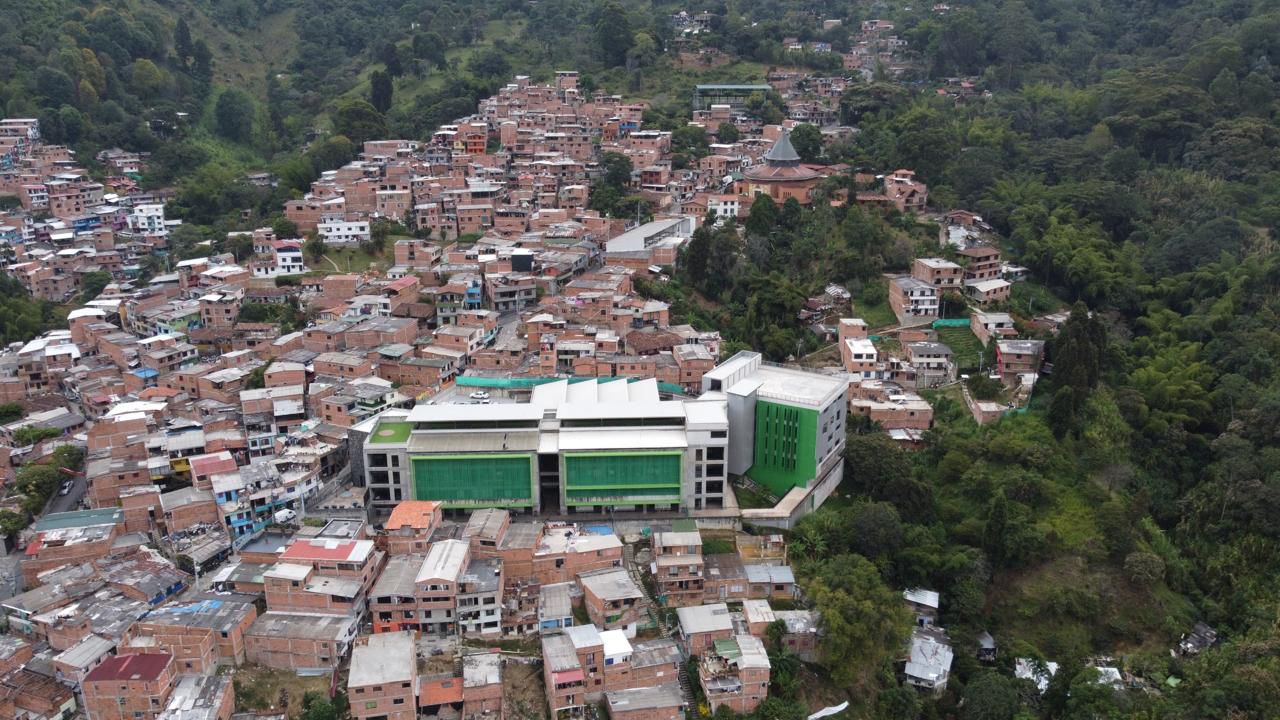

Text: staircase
xmin=623 ymin=543 xmax=696 ymax=713
xmin=624 ymin=543 xmax=672 ymax=636
xmin=677 ymin=655 xmax=697 ymax=713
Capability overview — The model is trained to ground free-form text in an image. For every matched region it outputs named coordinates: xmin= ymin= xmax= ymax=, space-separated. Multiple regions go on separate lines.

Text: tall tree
xmin=380 ymin=43 xmax=403 ymax=77
xmin=369 ymin=70 xmax=393 ymax=113
xmin=333 ymin=100 xmax=387 ymax=146
xmin=600 ymin=152 xmax=633 ymax=190
xmin=192 ymin=40 xmax=213 ymax=80
xmin=174 ymin=18 xmax=193 ymax=64
xmin=745 ymin=193 xmax=779 ymax=237
xmin=789 ymin=123 xmax=823 ymax=161
xmin=595 ymin=2 xmax=634 ymax=67
xmin=214 ymin=88 xmax=255 ymax=143
xmin=682 ymin=226 xmax=712 ymax=286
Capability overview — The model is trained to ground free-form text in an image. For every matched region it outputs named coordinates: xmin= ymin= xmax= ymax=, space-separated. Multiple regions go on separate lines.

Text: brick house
xmin=121 ymin=598 xmax=258 ymax=671
xmin=382 ymin=500 xmax=443 ymax=555
xmin=888 ymin=277 xmax=939 ymax=323
xmin=911 ymin=258 xmax=964 ymax=289
xmin=0 ymin=669 xmax=78 ymax=720
xmin=996 ymin=339 xmax=1045 ymax=383
xmin=651 ymin=531 xmax=704 ymax=607
xmin=349 ymin=632 xmax=418 ymax=720
xmin=697 ymin=634 xmax=771 ymax=714
xmin=676 ymin=603 xmax=734 ymax=656
xmin=906 ymin=342 xmax=955 ymax=388
xmin=369 ymin=540 xmax=467 ymax=635
xmin=957 ymin=245 xmax=1002 ymax=281
xmin=314 ymin=352 xmax=375 ymax=380
xmin=970 ymin=311 xmax=1017 ymax=346
xmin=21 ymin=508 xmax=125 ymax=585
xmin=579 ymin=568 xmax=646 ymax=633
xmin=243 ymin=611 xmax=360 ymax=671
xmin=82 ymin=652 xmax=176 ymax=720
xmin=606 ymin=684 xmax=686 ymax=720
xmin=462 ymin=654 xmax=504 ymax=718
xmin=965 ymin=278 xmax=1012 ymax=304
xmin=542 ymin=632 xmax=587 ymax=717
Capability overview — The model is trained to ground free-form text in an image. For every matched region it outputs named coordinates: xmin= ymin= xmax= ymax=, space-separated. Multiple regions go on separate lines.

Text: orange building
xmin=741 ymin=131 xmax=823 ymax=205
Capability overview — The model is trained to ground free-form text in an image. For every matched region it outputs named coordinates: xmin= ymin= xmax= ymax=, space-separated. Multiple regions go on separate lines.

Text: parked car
xmin=469 ymin=391 xmax=491 ymax=400
xmin=58 ymin=480 xmax=74 ymax=496
xmin=274 ymin=509 xmax=298 ymax=524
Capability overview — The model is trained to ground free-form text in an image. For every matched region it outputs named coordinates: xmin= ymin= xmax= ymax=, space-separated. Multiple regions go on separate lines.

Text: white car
xmin=469 ymin=391 xmax=491 ymax=400
xmin=58 ymin=480 xmax=74 ymax=496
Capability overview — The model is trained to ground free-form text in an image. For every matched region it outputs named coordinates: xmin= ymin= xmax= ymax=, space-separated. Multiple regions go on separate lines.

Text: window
xmin=393 ymin=698 xmax=406 ymax=705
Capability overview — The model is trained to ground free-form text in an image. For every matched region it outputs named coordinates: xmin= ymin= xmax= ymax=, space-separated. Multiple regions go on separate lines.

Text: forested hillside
xmin=5 ymin=0 xmax=1280 ymax=717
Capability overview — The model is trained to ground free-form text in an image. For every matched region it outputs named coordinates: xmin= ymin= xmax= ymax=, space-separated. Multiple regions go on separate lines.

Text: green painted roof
xmin=369 ymin=421 xmax=412 ymax=444
xmin=34 ymin=508 xmax=123 ymax=530
xmin=713 ymin=638 xmax=741 ymax=659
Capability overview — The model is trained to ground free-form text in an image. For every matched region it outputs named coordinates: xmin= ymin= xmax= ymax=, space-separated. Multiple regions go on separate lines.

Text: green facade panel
xmin=563 ymin=451 xmax=682 ymax=503
xmin=748 ymin=401 xmax=818 ymax=495
xmin=411 ymin=454 xmax=535 ymax=508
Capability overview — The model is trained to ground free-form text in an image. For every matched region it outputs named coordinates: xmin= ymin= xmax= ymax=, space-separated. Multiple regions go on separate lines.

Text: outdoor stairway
xmin=623 ymin=541 xmax=696 ymax=711
xmin=677 ymin=655 xmax=697 ymax=712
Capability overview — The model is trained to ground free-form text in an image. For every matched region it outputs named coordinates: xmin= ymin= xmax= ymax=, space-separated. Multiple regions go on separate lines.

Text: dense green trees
xmin=0 ymin=277 xmax=61 ymax=346
xmin=214 ymin=89 xmax=256 ymax=143
xmin=804 ymin=554 xmax=911 ymax=689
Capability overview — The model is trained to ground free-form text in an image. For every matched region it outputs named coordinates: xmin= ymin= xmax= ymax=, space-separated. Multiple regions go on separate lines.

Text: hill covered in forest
xmin=5 ymin=0 xmax=1280 ymax=718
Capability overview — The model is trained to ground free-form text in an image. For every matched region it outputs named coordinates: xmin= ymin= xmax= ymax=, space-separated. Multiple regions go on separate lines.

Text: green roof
xmin=713 ymin=638 xmax=741 ymax=659
xmin=369 ymin=421 xmax=413 ymax=444
xmin=34 ymin=508 xmax=123 ymax=530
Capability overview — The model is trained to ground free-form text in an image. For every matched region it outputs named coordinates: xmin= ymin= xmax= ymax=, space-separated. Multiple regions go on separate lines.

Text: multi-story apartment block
xmin=651 ymin=531 xmax=704 ymax=607
xmin=889 ymin=276 xmax=940 ymax=323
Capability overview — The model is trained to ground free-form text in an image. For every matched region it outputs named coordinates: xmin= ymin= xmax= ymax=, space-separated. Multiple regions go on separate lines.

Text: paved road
xmin=45 ymin=472 xmax=87 ymax=515
xmin=0 ymin=552 xmax=21 ymax=601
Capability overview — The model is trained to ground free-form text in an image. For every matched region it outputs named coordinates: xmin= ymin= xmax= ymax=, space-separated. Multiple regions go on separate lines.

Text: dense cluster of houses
xmin=0 ymin=47 xmax=1054 ymax=720
xmin=0 ymin=497 xmax=823 ymax=720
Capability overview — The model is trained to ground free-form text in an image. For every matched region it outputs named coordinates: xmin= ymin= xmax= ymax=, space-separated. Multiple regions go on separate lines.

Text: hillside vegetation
xmin=6 ymin=0 xmax=1280 ymax=718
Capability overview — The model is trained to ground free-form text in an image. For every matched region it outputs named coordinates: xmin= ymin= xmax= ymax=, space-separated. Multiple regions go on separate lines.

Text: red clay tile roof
xmin=84 ymin=653 xmax=172 ymax=683
xmin=385 ymin=501 xmax=442 ymax=531
xmin=420 ymin=677 xmax=464 ymax=706
xmin=279 ymin=538 xmax=366 ymax=562
xmin=189 ymin=452 xmax=237 ymax=479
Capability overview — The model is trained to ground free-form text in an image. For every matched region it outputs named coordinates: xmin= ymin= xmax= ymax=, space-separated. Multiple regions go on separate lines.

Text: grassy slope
xmin=117 ymin=0 xmax=301 ymax=95
xmin=935 ymin=325 xmax=984 ymax=371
